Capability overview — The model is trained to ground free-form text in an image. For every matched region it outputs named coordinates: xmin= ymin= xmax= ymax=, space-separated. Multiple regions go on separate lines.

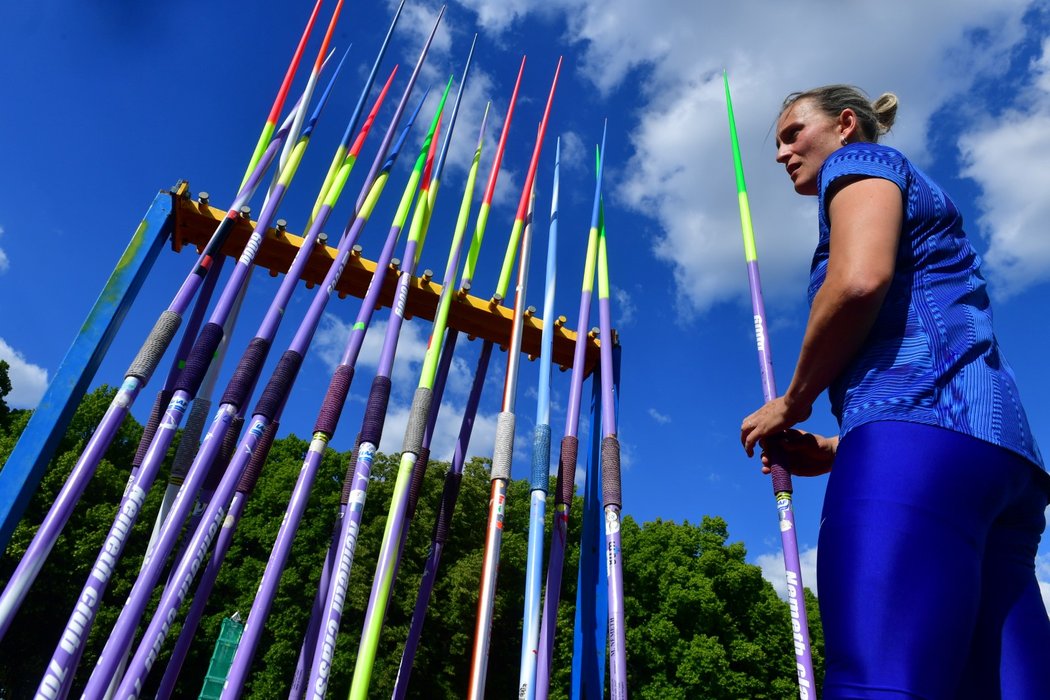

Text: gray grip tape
xmin=491 ymin=412 xmax=515 ymax=481
xmin=401 ymin=387 xmax=433 ymax=455
xmin=171 ymin=397 xmax=211 ymax=482
xmin=601 ymin=436 xmax=622 ymax=509
xmin=126 ymin=310 xmax=182 ymax=382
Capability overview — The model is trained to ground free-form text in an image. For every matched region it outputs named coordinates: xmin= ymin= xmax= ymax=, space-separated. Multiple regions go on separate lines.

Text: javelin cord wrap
xmin=126 ymin=310 xmax=182 ymax=382
xmin=556 ymin=435 xmax=578 ymax=506
xmin=402 ymin=387 xmax=433 ymax=455
xmin=255 ymin=350 xmax=303 ymax=420
xmin=174 ymin=322 xmax=225 ymax=396
xmin=361 ymin=376 xmax=392 ymax=445
xmin=221 ymin=337 xmax=271 ymax=408
xmin=530 ymin=424 xmax=552 ymax=491
xmin=171 ymin=397 xmax=211 ymax=483
xmin=406 ymin=445 xmax=431 ymax=520
xmin=601 ymin=436 xmax=622 ymax=509
xmin=313 ymin=364 xmax=354 ymax=434
xmin=491 ymin=412 xmax=516 ymax=481
xmin=237 ymin=421 xmax=279 ymax=494
xmin=133 ymin=389 xmax=174 ymax=469
xmin=433 ymin=471 xmax=462 ymax=544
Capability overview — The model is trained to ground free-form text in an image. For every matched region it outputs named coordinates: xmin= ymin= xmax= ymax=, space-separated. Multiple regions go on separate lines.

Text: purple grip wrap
xmin=237 ymin=421 xmax=278 ymax=493
xmin=601 ymin=436 xmax=621 ymax=509
xmin=360 ymin=375 xmax=392 ymax=446
xmin=255 ymin=350 xmax=303 ymax=421
xmin=340 ymin=434 xmax=362 ymax=506
xmin=770 ymin=465 xmax=794 ymax=495
xmin=208 ymin=416 xmax=244 ymax=492
xmin=221 ymin=337 xmax=271 ymax=409
xmin=405 ymin=446 xmax=431 ymax=520
xmin=433 ymin=471 xmax=462 ymax=544
xmin=133 ymin=389 xmax=174 ymax=468
xmin=314 ymin=365 xmax=355 ymax=434
xmin=174 ymin=322 xmax=224 ymax=396
xmin=556 ymin=435 xmax=579 ymax=506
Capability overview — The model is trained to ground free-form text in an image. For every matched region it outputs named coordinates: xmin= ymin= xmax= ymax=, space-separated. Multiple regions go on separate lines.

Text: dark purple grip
xmin=340 ymin=434 xmax=362 ymax=506
xmin=174 ymin=322 xmax=224 ymax=396
xmin=254 ymin=350 xmax=303 ymax=421
xmin=360 ymin=376 xmax=392 ymax=446
xmin=556 ymin=435 xmax=579 ymax=506
xmin=238 ymin=421 xmax=278 ymax=493
xmin=770 ymin=465 xmax=794 ymax=495
xmin=133 ymin=389 xmax=174 ymax=468
xmin=433 ymin=471 xmax=462 ymax=544
xmin=405 ymin=446 xmax=431 ymax=520
xmin=601 ymin=436 xmax=622 ymax=508
xmin=314 ymin=365 xmax=355 ymax=435
xmin=221 ymin=337 xmax=271 ymax=409
xmin=207 ymin=416 xmax=244 ymax=492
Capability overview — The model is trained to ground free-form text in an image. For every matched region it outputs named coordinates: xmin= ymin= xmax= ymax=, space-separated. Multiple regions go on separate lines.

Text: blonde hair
xmin=782 ymin=85 xmax=898 ymax=142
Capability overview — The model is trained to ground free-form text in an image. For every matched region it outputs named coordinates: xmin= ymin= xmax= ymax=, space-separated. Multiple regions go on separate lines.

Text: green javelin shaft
xmin=723 ymin=70 xmax=816 ymax=691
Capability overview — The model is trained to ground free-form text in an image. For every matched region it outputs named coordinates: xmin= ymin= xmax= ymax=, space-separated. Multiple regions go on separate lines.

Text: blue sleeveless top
xmin=809 ymin=142 xmax=1043 ymax=470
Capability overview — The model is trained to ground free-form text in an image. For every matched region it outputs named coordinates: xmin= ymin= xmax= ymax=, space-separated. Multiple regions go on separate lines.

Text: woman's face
xmin=775 ymin=98 xmax=847 ymax=196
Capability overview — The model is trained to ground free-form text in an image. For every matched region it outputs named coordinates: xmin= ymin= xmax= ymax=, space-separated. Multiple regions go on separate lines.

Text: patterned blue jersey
xmin=809 ymin=142 xmax=1043 ymax=469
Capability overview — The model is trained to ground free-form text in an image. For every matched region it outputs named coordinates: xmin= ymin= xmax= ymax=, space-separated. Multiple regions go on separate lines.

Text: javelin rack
xmin=0 ymin=180 xmax=620 ymax=696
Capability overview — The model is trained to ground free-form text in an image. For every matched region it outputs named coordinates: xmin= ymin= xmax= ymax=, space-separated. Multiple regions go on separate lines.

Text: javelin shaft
xmin=535 ymin=133 xmax=607 ymax=700
xmin=595 ymin=146 xmax=628 ymax=696
xmin=391 ymin=61 xmax=528 ymax=694
xmin=519 ymin=137 xmax=560 ymax=700
xmin=468 ymin=180 xmax=538 ymax=700
xmin=723 ymin=72 xmax=815 ymax=693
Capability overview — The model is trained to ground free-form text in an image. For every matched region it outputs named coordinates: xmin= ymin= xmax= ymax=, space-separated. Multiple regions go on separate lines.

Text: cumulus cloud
xmin=453 ymin=0 xmax=1035 ymax=315
xmin=612 ymin=286 xmax=635 ymax=326
xmin=756 ymin=545 xmax=818 ymax=599
xmin=959 ymin=37 xmax=1050 ymax=297
xmin=0 ymin=338 xmax=49 ymax=408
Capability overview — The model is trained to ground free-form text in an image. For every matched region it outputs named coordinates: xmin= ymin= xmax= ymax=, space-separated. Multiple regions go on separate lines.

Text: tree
xmin=0 ymin=360 xmax=13 ymax=426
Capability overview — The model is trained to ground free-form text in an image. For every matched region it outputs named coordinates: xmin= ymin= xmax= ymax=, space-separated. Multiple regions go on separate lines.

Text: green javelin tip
xmin=404 ymin=74 xmax=455 ymax=254
xmin=418 ymin=101 xmax=490 ymax=388
xmin=723 ymin=71 xmax=759 ymax=263
xmin=597 ymin=197 xmax=609 ymax=301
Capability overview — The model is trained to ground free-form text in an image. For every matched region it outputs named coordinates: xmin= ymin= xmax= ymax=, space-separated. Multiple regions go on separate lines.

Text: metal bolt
xmin=317 ymin=232 xmax=328 ymax=247
xmin=239 ymin=205 xmax=251 ymax=219
xmin=525 ymin=305 xmax=536 ymax=317
xmin=391 ymin=258 xmax=401 ymax=270
xmin=421 ymin=269 xmax=434 ymax=283
xmin=275 ymin=219 xmax=287 ymax=235
xmin=198 ymin=191 xmax=210 ymax=206
xmin=352 ymin=244 xmax=363 ymax=256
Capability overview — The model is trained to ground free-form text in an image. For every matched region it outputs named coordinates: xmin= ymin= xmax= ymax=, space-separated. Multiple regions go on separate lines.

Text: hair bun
xmin=871 ymin=92 xmax=898 ymax=134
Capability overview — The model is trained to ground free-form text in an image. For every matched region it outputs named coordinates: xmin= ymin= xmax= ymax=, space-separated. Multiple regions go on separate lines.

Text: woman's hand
xmin=740 ymin=395 xmax=812 ymax=457
xmin=759 ymin=429 xmax=837 ymax=477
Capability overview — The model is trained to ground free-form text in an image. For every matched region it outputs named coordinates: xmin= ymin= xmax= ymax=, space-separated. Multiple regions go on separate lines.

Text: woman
xmin=740 ymin=85 xmax=1050 ymax=698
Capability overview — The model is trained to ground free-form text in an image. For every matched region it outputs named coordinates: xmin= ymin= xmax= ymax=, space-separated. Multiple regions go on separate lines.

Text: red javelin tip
xmin=349 ymin=65 xmax=399 ymax=158
xmin=266 ymin=0 xmax=325 ymax=126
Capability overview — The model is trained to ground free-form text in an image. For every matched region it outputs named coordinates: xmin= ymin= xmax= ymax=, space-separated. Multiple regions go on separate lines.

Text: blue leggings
xmin=819 ymin=421 xmax=1050 ymax=699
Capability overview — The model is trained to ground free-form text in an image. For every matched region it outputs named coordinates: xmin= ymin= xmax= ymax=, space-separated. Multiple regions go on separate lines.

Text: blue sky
xmin=2 ymin=0 xmax=1050 ymax=605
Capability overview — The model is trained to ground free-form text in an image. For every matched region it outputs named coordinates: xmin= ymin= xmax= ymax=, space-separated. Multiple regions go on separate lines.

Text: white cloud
xmin=612 ymin=286 xmax=635 ymax=326
xmin=0 ymin=225 xmax=8 ymax=274
xmin=756 ymin=545 xmax=818 ymax=599
xmin=959 ymin=37 xmax=1050 ymax=298
xmin=648 ymin=407 xmax=670 ymax=424
xmin=452 ymin=0 xmax=1036 ymax=316
xmin=0 ymin=337 xmax=50 ymax=408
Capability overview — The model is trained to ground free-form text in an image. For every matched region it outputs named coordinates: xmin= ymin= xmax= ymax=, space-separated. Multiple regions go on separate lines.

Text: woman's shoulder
xmin=819 ymin=142 xmax=910 ymax=199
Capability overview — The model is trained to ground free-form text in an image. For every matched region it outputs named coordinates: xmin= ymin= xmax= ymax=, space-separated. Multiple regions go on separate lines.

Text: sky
xmin=2 ymin=0 xmax=1050 ymax=614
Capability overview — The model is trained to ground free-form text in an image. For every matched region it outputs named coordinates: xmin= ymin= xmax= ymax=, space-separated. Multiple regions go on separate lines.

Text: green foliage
xmin=0 ymin=387 xmax=823 ymax=698
xmin=0 ymin=360 xmax=13 ymax=426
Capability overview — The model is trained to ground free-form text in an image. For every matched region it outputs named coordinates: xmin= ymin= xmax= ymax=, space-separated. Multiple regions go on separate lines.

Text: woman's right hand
xmin=759 ymin=430 xmax=838 ymax=477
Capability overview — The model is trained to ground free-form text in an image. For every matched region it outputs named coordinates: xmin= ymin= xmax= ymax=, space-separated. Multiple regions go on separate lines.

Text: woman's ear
xmin=838 ymin=108 xmax=859 ymax=143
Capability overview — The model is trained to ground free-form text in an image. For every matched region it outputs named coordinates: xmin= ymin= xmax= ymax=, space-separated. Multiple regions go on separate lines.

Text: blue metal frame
xmin=0 ymin=189 xmax=173 ymax=551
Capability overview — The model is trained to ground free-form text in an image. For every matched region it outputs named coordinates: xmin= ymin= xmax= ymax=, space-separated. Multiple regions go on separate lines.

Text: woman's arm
xmin=741 ymin=176 xmax=902 ymax=456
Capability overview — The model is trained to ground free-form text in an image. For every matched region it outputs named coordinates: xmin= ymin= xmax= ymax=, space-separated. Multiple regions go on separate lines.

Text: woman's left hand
xmin=740 ymin=396 xmax=812 ymax=457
